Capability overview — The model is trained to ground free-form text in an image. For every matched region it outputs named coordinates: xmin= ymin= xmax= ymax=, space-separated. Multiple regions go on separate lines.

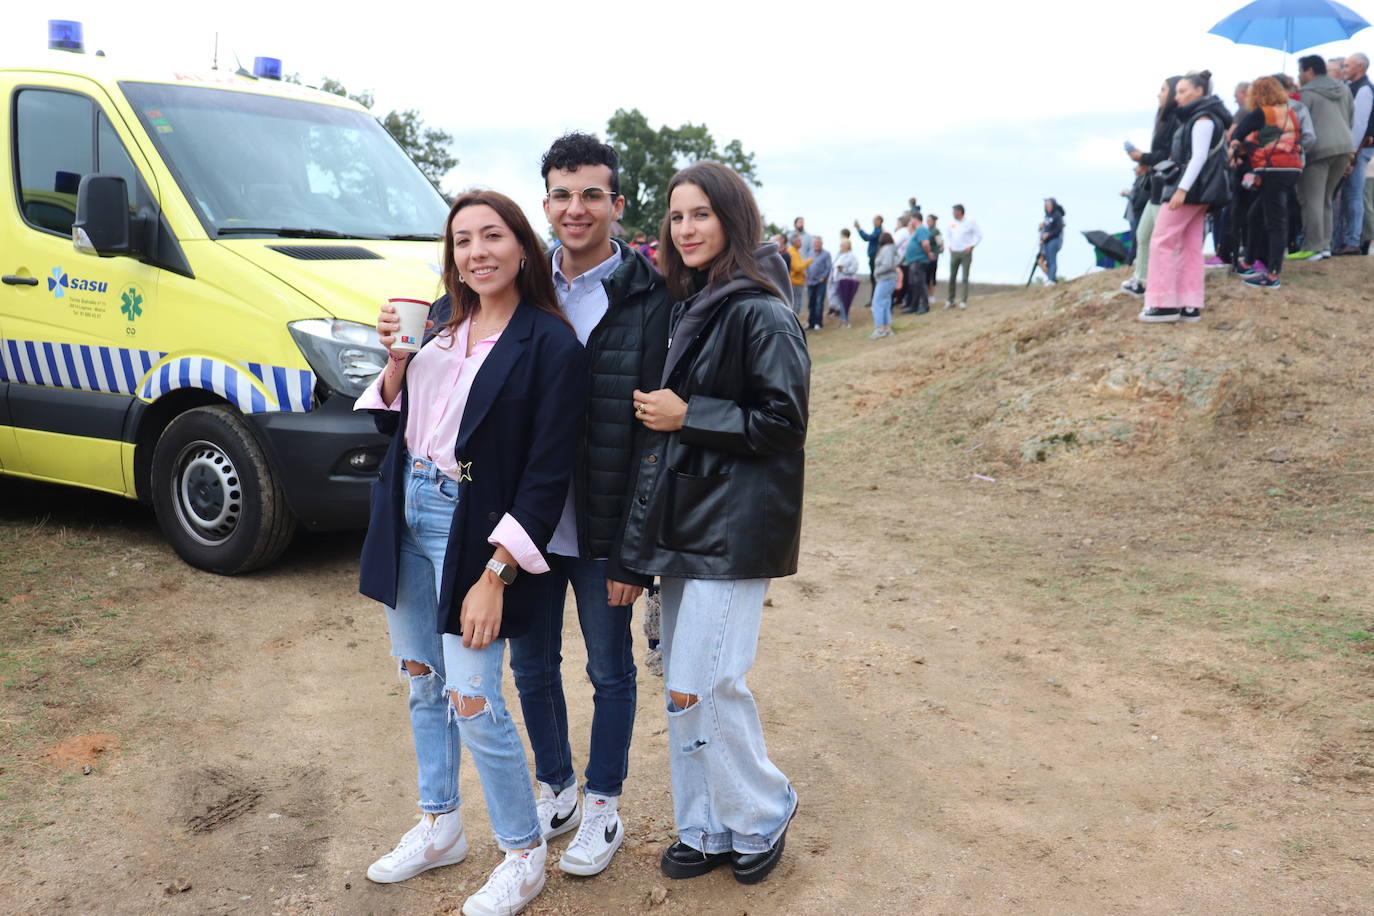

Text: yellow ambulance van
xmin=1 ymin=34 xmax=448 ymax=573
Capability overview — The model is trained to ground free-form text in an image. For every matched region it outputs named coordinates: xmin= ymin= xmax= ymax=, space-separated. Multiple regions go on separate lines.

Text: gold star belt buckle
xmin=455 ymin=461 xmax=473 ymax=483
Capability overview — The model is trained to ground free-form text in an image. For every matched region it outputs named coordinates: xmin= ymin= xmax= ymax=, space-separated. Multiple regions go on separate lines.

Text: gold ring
xmin=636 ymin=404 xmax=645 ymax=413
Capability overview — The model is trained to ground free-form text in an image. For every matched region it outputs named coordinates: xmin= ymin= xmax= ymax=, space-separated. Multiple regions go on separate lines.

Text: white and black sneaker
xmin=462 ymin=840 xmax=547 ymax=916
xmin=1179 ymin=307 xmax=1202 ymax=323
xmin=558 ymin=794 xmax=624 ymax=876
xmin=366 ymin=809 xmax=468 ymax=883
xmin=1120 ymin=277 xmax=1146 ymax=297
xmin=537 ymin=781 xmax=581 ymax=842
xmin=1138 ymin=307 xmax=1181 ymax=323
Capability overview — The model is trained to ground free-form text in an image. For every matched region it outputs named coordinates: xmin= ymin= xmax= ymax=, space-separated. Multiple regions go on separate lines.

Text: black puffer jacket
xmin=1164 ymin=94 xmax=1233 ymax=207
xmin=577 ymin=241 xmax=671 ymax=586
xmin=424 ymin=241 xmax=671 ymax=587
xmin=1141 ymin=107 xmax=1182 ymax=205
xmin=620 ymin=247 xmax=809 ymax=580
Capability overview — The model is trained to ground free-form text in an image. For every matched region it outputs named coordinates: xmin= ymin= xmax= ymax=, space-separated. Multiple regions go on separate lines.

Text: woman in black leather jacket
xmin=624 ymin=160 xmax=808 ymax=887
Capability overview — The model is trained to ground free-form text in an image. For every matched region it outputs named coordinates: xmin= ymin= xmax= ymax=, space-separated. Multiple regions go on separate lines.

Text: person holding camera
xmin=1122 ymin=76 xmax=1182 ymax=297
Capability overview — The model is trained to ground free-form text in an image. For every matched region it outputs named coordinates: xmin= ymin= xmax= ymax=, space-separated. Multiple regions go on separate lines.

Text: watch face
xmin=489 ymin=559 xmax=516 ymax=584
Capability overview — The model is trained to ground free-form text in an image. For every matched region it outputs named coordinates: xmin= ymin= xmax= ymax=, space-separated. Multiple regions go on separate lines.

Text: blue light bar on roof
xmin=253 ymin=57 xmax=283 ymax=80
xmin=48 ymin=20 xmax=84 ymax=53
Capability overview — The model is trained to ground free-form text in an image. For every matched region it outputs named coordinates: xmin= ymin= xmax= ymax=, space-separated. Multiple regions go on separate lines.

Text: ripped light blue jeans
xmin=659 ymin=576 xmax=797 ymax=855
xmin=385 ymin=455 xmax=539 ymax=849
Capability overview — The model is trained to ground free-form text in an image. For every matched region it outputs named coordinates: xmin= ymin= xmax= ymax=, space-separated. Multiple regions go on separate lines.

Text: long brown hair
xmin=439 ymin=189 xmax=568 ymax=337
xmin=657 ymin=161 xmax=786 ymax=302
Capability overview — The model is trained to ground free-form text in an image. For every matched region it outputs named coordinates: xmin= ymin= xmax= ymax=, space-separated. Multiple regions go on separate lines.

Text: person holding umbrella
xmin=1292 ymin=55 xmax=1355 ymax=260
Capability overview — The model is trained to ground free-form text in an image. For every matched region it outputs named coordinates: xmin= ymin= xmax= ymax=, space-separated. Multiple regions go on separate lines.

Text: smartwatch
xmin=485 ymin=558 xmax=517 ymax=585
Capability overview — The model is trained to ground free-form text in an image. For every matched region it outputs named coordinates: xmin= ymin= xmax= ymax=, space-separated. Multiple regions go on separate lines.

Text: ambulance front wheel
xmin=150 ymin=405 xmax=297 ymax=575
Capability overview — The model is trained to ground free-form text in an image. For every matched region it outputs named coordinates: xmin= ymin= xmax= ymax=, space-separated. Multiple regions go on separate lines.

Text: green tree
xmin=605 ymin=109 xmax=760 ymax=239
xmin=312 ymin=77 xmax=458 ymax=192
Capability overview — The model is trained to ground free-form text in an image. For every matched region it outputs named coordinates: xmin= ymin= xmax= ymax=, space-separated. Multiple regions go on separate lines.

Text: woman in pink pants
xmin=1140 ymin=70 xmax=1233 ymax=324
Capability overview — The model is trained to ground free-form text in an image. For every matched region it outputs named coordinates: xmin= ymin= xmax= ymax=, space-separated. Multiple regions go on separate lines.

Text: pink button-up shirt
xmin=354 ymin=319 xmax=548 ymax=573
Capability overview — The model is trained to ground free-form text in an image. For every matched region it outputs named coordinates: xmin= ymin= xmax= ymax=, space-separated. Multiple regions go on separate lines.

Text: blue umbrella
xmin=1209 ymin=0 xmax=1370 ymax=53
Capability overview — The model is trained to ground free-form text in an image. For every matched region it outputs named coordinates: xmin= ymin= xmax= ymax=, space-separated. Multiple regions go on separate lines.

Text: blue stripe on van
xmin=99 ymin=347 xmax=117 ymax=392
xmin=61 ymin=344 xmax=81 ymax=389
xmin=118 ymin=348 xmax=137 ymax=392
xmin=2 ymin=339 xmax=313 ymax=413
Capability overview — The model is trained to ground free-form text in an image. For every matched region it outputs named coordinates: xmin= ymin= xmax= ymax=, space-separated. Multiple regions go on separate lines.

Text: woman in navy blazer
xmin=355 ymin=189 xmax=587 ymax=916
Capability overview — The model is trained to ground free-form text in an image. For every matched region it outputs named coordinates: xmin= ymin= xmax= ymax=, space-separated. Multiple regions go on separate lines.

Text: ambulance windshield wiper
xmin=216 ymin=226 xmax=386 ymax=239
xmin=385 ymin=233 xmax=443 ymax=241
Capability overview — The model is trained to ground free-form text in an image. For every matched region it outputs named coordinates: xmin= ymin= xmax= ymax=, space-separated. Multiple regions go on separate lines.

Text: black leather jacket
xmin=620 ymin=281 xmax=809 ymax=580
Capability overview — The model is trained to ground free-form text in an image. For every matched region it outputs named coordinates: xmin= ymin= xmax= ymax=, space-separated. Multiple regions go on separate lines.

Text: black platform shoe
xmin=660 ymin=841 xmax=731 ymax=879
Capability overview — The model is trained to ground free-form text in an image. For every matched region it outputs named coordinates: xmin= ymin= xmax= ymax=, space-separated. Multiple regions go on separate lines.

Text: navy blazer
xmin=358 ymin=301 xmax=589 ymax=639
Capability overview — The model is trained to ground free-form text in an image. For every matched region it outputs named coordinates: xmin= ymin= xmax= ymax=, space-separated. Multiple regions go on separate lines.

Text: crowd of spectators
xmin=1120 ymin=53 xmax=1372 ymax=323
xmin=769 ymin=203 xmax=982 ymax=340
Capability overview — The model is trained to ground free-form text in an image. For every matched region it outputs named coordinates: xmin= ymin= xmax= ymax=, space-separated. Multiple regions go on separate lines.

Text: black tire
xmin=149 ymin=405 xmax=296 ymax=575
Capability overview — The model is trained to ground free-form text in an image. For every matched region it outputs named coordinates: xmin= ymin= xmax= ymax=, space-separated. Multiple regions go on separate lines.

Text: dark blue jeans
xmin=807 ymin=282 xmax=827 ymax=328
xmin=1042 ymin=235 xmax=1063 ymax=281
xmin=509 ymin=555 xmax=637 ymax=797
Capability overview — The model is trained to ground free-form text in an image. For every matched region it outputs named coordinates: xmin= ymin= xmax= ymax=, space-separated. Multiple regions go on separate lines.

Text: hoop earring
xmin=519 ymin=258 xmax=526 ymax=271
xmin=457 ymin=274 xmax=465 ymax=284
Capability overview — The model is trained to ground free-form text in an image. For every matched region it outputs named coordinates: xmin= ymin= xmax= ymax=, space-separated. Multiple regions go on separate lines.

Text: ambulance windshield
xmin=120 ymin=81 xmax=449 ymax=240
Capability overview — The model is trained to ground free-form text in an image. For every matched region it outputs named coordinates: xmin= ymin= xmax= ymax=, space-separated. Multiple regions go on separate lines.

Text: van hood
xmin=219 ymin=239 xmax=446 ymax=325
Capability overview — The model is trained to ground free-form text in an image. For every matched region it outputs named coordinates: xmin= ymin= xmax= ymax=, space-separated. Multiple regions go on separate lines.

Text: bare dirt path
xmin=2 ymin=263 xmax=1372 ymax=914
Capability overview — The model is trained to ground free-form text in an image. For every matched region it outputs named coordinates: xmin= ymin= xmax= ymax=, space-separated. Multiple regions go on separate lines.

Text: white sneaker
xmin=957 ymin=300 xmax=967 ymax=309
xmin=1312 ymin=250 xmax=1331 ymax=261
xmin=536 ymin=781 xmax=581 ymax=841
xmin=366 ymin=810 xmax=468 ymax=883
xmin=462 ymin=841 xmax=547 ymax=916
xmin=943 ymin=301 xmax=956 ymax=309
xmin=559 ymin=794 xmax=624 ymax=876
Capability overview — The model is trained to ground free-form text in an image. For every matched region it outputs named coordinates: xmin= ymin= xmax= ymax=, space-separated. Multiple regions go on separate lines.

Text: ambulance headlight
xmin=288 ymin=319 xmax=387 ymax=397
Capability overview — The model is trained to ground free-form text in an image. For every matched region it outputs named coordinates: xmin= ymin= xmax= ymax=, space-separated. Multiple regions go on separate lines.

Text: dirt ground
xmin=2 ymin=261 xmax=1373 ymax=915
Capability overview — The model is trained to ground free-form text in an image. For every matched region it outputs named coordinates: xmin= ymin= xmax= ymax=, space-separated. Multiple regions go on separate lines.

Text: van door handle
xmin=3 ymin=275 xmax=39 ymax=286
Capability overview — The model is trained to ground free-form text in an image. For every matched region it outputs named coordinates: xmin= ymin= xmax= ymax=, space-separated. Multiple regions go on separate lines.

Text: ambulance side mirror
xmin=73 ymin=174 xmax=133 ymax=257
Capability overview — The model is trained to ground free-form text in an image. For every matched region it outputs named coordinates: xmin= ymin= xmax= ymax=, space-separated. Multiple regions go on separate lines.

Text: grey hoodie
xmin=1299 ymin=75 xmax=1356 ymax=160
xmin=662 ymin=244 xmax=793 ymax=386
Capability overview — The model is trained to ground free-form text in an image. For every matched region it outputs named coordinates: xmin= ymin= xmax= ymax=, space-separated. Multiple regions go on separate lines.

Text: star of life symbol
xmin=120 ymin=287 xmax=143 ymax=321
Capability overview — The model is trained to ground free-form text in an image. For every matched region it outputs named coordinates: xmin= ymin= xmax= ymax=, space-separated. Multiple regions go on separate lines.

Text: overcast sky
xmin=6 ymin=2 xmax=1371 ymax=281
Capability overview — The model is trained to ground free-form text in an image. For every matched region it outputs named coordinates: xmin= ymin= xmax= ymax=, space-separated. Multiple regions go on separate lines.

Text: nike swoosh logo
xmin=604 ymin=822 xmax=619 ymax=843
xmin=550 ymin=809 xmax=575 ymax=830
xmin=422 ymin=831 xmax=462 ymax=862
